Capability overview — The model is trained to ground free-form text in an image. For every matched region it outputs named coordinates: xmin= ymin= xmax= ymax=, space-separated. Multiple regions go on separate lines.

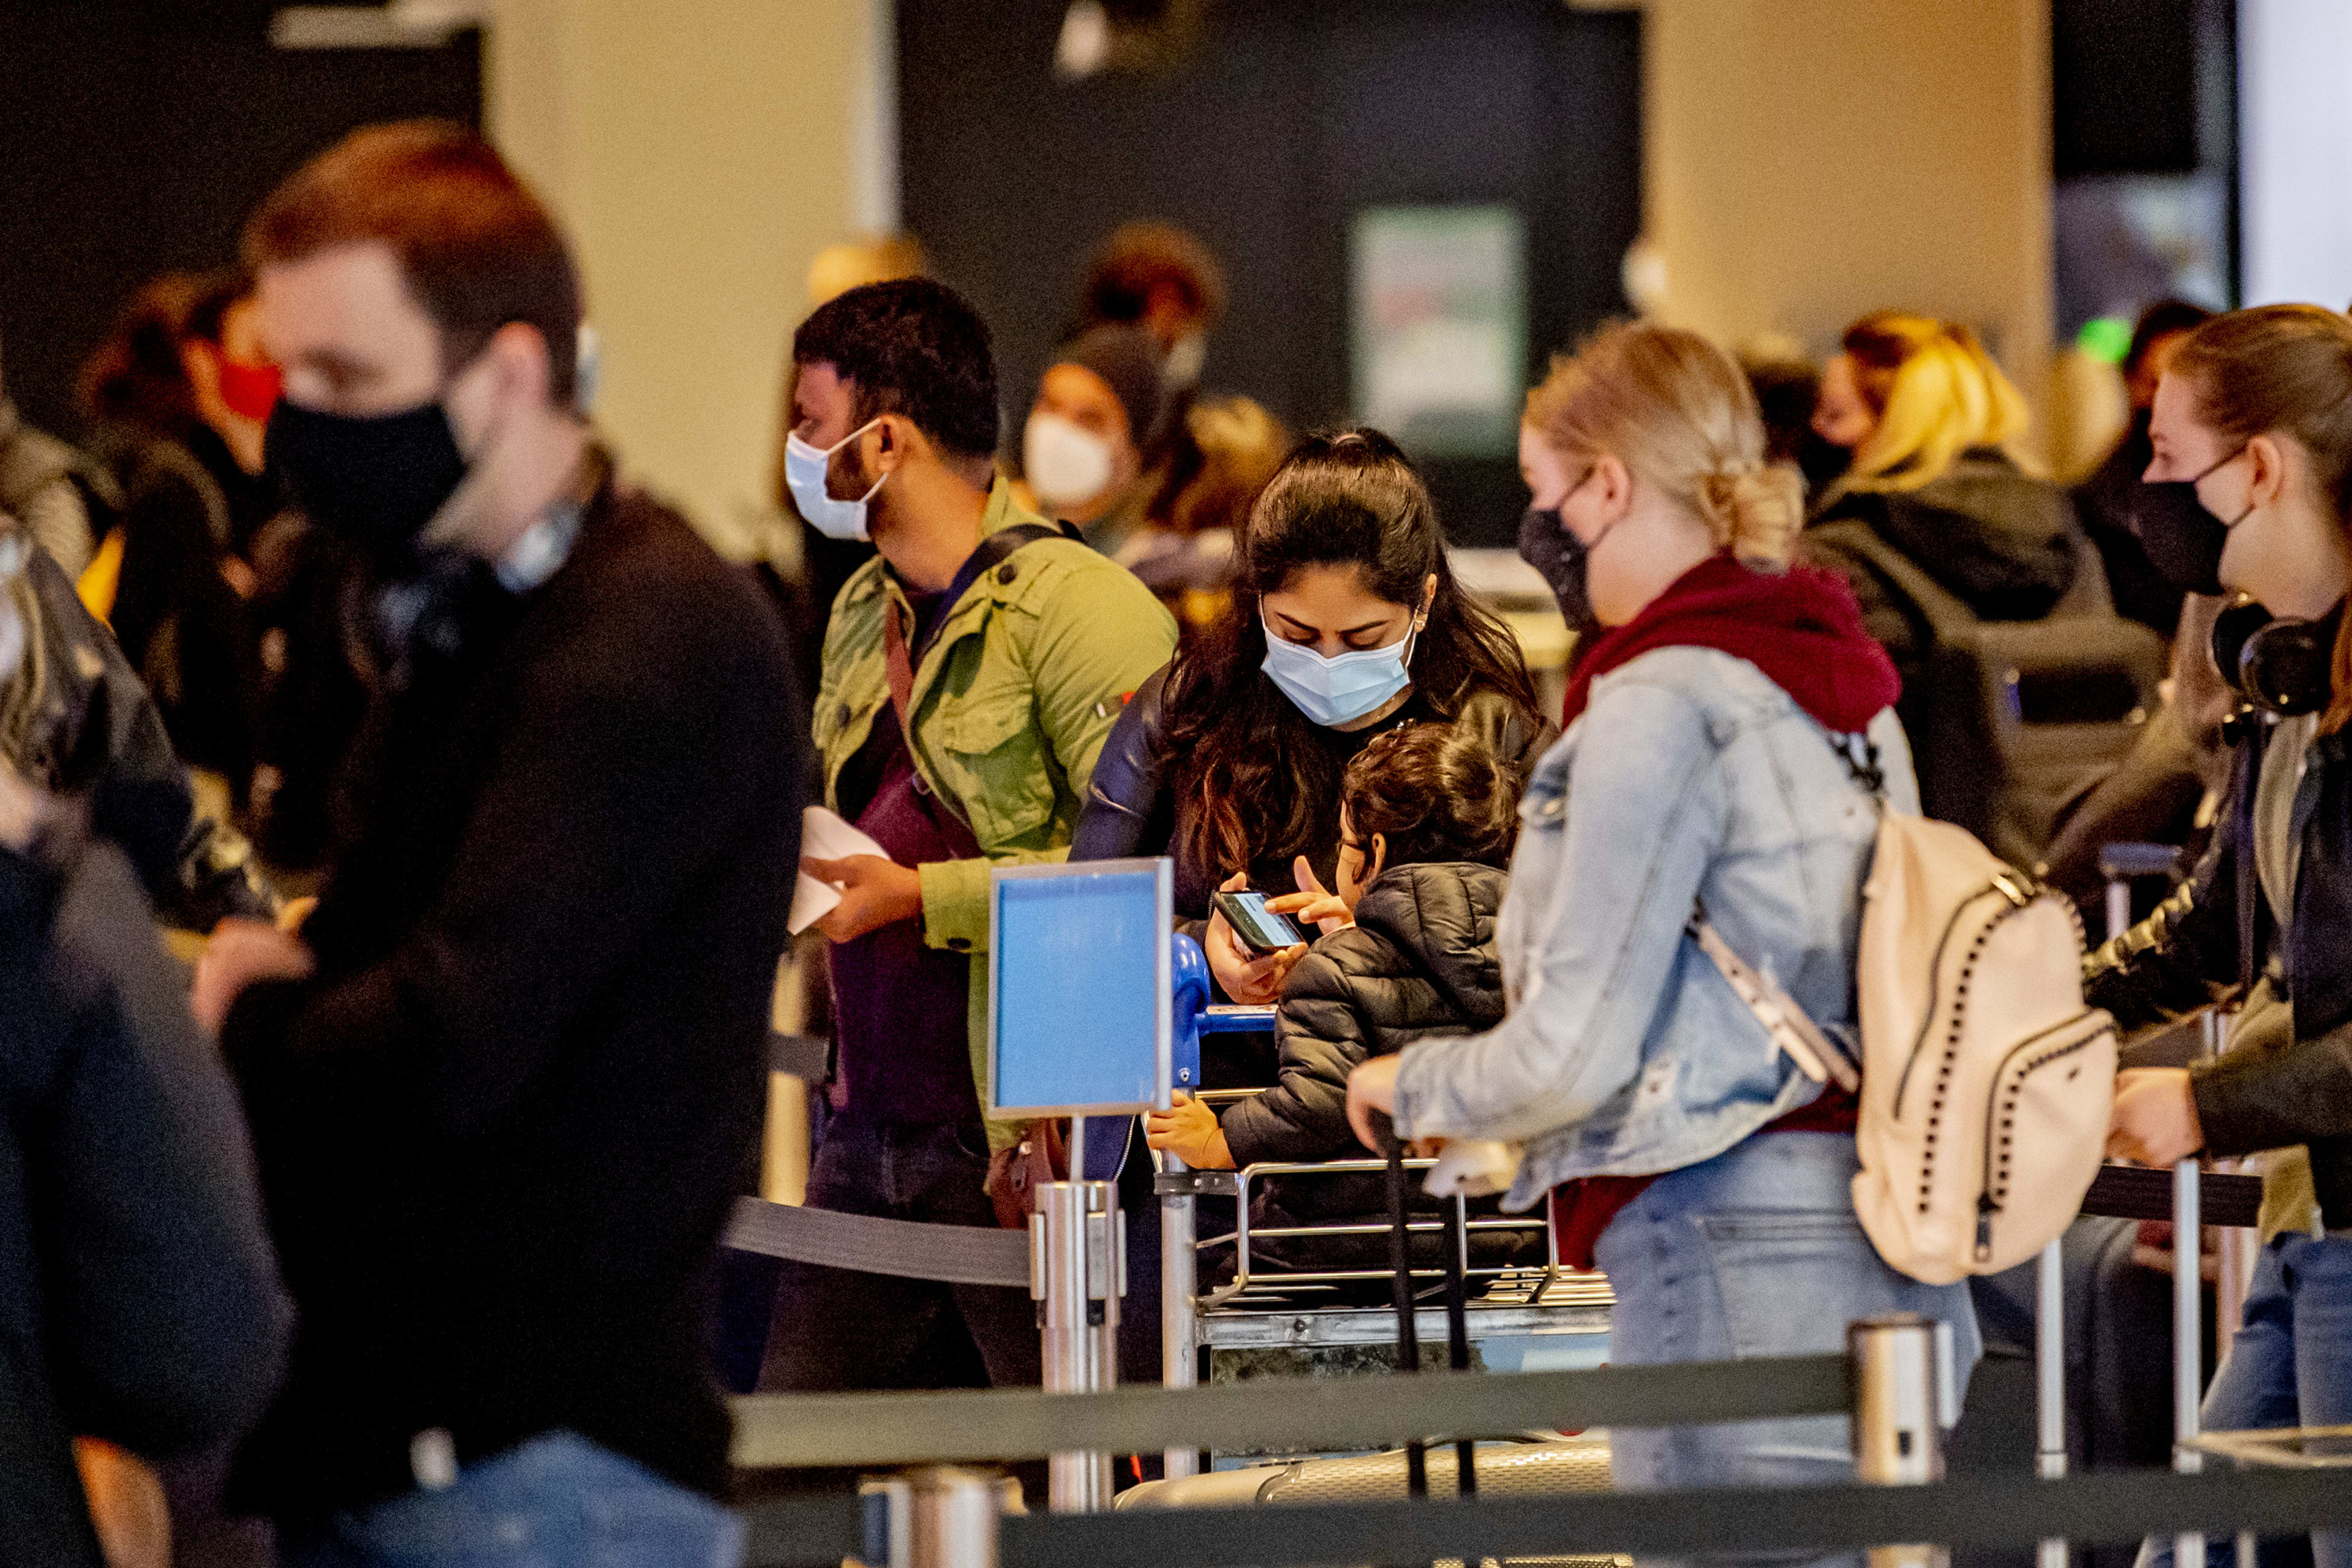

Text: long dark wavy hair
xmin=1161 ymin=428 xmax=1541 ymax=878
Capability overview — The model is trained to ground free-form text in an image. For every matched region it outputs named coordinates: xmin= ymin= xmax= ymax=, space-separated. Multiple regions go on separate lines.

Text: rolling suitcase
xmin=1376 ymin=1109 xmax=1476 ymax=1500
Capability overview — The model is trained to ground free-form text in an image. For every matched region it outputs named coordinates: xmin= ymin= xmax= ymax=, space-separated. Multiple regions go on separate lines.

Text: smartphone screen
xmin=1216 ymin=890 xmax=1305 ymax=954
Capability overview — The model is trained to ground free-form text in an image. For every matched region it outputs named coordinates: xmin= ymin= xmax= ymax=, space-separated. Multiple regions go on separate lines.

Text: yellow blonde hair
xmin=1836 ymin=312 xmax=2030 ymax=492
xmin=1524 ymin=320 xmax=1803 ymax=568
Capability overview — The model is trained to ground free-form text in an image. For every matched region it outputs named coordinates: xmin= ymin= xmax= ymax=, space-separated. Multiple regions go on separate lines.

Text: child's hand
xmin=1345 ymin=1055 xmax=1405 ymax=1152
xmin=1267 ymin=854 xmax=1351 ymax=936
xmin=1144 ymin=1091 xmax=1235 ymax=1169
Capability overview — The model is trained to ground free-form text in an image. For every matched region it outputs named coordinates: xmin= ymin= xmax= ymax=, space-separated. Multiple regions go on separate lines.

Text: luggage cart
xmin=1157 ymin=937 xmax=1612 ymax=1483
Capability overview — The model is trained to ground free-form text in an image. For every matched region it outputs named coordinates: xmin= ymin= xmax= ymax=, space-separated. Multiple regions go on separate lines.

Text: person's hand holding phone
xmin=1205 ymin=870 xmax=1306 ymax=1005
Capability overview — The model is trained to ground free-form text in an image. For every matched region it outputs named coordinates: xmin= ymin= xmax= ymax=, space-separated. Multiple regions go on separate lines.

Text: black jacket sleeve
xmin=1220 ymin=937 xmax=1381 ymax=1167
xmin=1 ymin=835 xmax=288 ymax=1458
xmin=1071 ymin=663 xmax=1172 ymax=864
xmin=2083 ymin=778 xmax=2250 ymax=1028
xmin=2190 ymin=1018 xmax=2352 ymax=1160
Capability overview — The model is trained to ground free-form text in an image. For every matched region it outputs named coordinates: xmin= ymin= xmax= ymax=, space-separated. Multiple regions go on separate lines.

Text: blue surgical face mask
xmin=785 ymin=418 xmax=886 ymax=541
xmin=1260 ymin=609 xmax=1422 ymax=728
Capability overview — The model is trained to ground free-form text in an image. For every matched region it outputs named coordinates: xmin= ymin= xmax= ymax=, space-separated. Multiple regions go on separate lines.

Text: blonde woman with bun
xmin=1348 ymin=322 xmax=1978 ymax=1535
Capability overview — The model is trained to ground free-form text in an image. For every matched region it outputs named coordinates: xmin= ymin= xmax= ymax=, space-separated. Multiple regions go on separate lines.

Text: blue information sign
xmin=988 ymin=859 xmax=1173 ymax=1117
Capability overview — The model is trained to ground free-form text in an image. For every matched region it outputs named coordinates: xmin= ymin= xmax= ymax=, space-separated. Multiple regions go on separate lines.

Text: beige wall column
xmin=486 ymin=0 xmax=872 ymax=546
xmin=1623 ymin=0 xmax=2054 ymax=442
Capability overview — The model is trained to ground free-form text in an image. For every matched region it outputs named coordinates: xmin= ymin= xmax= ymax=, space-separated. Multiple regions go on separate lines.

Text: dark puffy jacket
xmin=1805 ymin=448 xmax=2101 ymax=676
xmin=1222 ymin=862 xmax=1512 ymax=1242
xmin=1226 ymin=861 xmax=1506 ymax=1169
xmin=2087 ymin=718 xmax=2352 ymax=1227
xmin=0 ymin=829 xmax=290 ymax=1566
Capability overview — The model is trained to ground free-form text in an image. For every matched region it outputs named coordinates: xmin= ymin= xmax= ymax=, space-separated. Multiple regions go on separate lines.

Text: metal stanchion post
xmin=2037 ymin=1238 xmax=2068 ymax=1568
xmin=2106 ymin=879 xmax=2133 ymax=949
xmin=1033 ymin=1179 xmax=1121 ymax=1511
xmin=1161 ymin=1150 xmax=1199 ymax=1480
xmin=864 ymin=1466 xmax=1002 ymax=1568
xmin=2173 ymin=1149 xmax=2204 ymax=1568
xmin=1852 ymin=1314 xmax=1950 ymax=1568
xmin=2173 ymin=1009 xmax=2223 ymax=1568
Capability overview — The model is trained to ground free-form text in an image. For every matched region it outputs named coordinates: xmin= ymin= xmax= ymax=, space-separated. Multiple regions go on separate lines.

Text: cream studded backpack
xmin=1698 ymin=741 xmax=2117 ymax=1285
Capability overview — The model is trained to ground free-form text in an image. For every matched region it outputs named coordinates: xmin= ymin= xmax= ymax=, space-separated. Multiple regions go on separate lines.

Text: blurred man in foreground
xmin=194 ymin=121 xmax=807 ymax=1566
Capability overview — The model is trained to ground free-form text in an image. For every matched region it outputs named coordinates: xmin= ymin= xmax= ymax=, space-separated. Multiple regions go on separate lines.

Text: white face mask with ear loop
xmin=1259 ymin=603 xmax=1426 ymax=728
xmin=1023 ymin=412 xmax=1117 ymax=511
xmin=573 ymin=323 xmax=601 ymax=417
xmin=784 ymin=417 xmax=889 ymax=541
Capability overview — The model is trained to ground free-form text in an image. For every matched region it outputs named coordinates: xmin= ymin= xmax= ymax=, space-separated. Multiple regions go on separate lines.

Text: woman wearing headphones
xmin=2090 ymin=304 xmax=2352 ymax=1568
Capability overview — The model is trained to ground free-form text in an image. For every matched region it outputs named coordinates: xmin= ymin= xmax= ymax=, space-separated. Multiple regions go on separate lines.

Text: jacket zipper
xmin=1971 ymin=1012 xmax=2113 ymax=1262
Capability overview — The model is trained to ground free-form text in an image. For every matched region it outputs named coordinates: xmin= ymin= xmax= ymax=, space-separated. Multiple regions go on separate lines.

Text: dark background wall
xmin=898 ymin=0 xmax=1642 ymax=547
xmin=0 ymin=1 xmax=481 ymax=442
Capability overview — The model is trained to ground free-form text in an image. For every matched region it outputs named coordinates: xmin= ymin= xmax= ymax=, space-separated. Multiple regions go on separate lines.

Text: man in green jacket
xmin=767 ymin=279 xmax=1175 ymax=1393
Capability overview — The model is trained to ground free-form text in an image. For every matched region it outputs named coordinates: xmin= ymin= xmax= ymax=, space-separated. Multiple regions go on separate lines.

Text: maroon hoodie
xmin=1552 ymin=552 xmax=1898 ymax=1267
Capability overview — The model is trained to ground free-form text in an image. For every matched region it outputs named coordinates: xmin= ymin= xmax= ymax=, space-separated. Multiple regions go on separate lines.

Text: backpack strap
xmin=880 ymin=519 xmax=1080 ymax=737
xmin=1688 ymin=910 xmax=1861 ymax=1093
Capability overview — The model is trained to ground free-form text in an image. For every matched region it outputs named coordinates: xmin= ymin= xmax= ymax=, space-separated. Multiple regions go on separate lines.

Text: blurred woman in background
xmin=1019 ymin=323 xmax=1175 ymax=558
xmin=1804 ymin=311 xmax=2104 ymax=671
xmin=2091 ymin=304 xmax=2352 ymax=1568
xmin=75 ymin=272 xmax=262 ymax=798
xmin=1121 ymin=394 xmax=1287 ymax=639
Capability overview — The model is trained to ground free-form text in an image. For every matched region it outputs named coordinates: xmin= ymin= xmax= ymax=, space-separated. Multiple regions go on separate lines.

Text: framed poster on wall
xmin=1350 ymin=204 xmax=1528 ymax=461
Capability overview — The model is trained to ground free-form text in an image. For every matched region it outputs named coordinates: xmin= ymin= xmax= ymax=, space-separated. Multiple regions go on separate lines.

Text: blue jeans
xmin=1592 ymin=1132 xmax=1981 ymax=1568
xmin=2136 ymin=1231 xmax=2352 ymax=1568
xmin=277 ymin=1432 xmax=741 ymax=1568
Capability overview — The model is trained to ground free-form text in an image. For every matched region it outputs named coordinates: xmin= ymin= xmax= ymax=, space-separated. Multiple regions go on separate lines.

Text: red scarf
xmin=1561 ymin=551 xmax=1898 ymax=731
xmin=1551 ymin=552 xmax=1893 ymax=1270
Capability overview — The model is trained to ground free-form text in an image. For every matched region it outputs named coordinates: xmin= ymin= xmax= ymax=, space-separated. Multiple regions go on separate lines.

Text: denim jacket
xmin=1391 ymin=645 xmax=1918 ymax=1209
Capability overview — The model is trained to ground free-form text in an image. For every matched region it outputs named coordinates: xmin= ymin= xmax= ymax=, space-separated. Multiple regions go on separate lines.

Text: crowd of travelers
xmin=4 ymin=111 xmax=2350 ymax=1568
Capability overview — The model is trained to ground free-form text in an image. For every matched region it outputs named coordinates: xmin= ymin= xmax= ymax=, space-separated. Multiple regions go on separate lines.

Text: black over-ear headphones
xmin=2211 ymin=597 xmax=2339 ymax=716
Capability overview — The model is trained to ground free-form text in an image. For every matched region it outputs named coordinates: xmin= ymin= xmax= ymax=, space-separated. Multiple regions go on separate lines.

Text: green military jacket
xmin=813 ymin=478 xmax=1177 ymax=1136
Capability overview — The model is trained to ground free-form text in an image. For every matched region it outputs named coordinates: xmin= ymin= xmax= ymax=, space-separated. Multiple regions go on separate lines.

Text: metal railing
xmin=732 ymin=1317 xmax=2352 ymax=1568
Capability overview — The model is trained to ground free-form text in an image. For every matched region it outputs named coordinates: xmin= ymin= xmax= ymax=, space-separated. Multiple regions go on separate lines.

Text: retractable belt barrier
xmin=731 ymin=1352 xmax=1850 ymax=1469
xmin=734 ymin=1450 xmax=2352 ymax=1568
xmin=715 ymin=1161 xmax=2261 ymax=1293
xmin=2080 ymin=1163 xmax=2261 ymax=1227
xmin=723 ymin=1196 xmax=1031 ymax=1288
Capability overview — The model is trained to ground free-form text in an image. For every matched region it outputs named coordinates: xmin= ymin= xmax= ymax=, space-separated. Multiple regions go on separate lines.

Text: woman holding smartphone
xmin=1073 ymin=428 xmax=1547 ymax=1005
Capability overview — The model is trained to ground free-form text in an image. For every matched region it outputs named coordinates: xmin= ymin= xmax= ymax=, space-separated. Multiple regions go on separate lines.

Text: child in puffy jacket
xmin=1145 ymin=722 xmax=1522 ymax=1254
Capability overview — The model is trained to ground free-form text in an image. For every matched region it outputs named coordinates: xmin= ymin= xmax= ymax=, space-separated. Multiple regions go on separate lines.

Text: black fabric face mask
xmin=266 ymin=397 xmax=470 ymax=562
xmin=2129 ymin=447 xmax=2247 ymax=597
xmin=1518 ymin=505 xmax=1597 ymax=637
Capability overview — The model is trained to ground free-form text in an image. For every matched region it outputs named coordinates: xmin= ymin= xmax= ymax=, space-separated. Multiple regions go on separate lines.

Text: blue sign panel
xmin=989 ymin=859 xmax=1172 ymax=1117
